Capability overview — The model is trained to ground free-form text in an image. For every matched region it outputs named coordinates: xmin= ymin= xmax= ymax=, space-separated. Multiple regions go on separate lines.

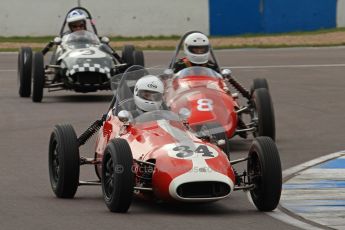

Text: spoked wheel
xmin=94 ymin=152 xmax=101 ymax=181
xmin=250 ymin=78 xmax=269 ymax=96
xmin=247 ymin=137 xmax=282 ymax=211
xmin=18 ymin=47 xmax=33 ymax=97
xmin=32 ymin=52 xmax=45 ymax=102
xmin=251 ymin=88 xmax=275 ymax=140
xmin=122 ymin=45 xmax=135 ymax=66
xmin=49 ymin=124 xmax=80 ymax=198
xmin=133 ymin=50 xmax=145 ymax=67
xmin=102 ymin=138 xmax=134 ymax=213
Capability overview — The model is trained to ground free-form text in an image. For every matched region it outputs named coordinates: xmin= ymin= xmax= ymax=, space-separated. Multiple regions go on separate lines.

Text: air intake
xmin=72 ymin=72 xmax=108 ymax=85
xmin=176 ymin=181 xmax=230 ymax=198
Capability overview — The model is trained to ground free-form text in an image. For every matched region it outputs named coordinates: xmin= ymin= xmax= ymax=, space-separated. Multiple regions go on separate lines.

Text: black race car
xmin=18 ymin=7 xmax=144 ymax=102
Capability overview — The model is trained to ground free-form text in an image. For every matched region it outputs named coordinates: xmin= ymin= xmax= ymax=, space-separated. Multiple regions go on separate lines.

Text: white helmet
xmin=67 ymin=10 xmax=87 ymax=31
xmin=134 ymin=75 xmax=164 ymax=112
xmin=184 ymin=32 xmax=210 ymax=64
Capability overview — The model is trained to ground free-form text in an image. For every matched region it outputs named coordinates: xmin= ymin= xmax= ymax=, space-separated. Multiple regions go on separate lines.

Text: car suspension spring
xmin=78 ymin=119 xmax=104 ymax=146
xmin=227 ymin=76 xmax=251 ymax=100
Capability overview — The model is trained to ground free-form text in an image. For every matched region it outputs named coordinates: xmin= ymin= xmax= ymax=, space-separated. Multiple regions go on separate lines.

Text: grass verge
xmin=1 ymin=27 xmax=345 ymax=51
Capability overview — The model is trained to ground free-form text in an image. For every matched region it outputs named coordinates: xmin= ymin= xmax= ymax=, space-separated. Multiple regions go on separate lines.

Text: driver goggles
xmin=188 ymin=45 xmax=209 ymax=54
xmin=137 ymin=90 xmax=162 ymax=101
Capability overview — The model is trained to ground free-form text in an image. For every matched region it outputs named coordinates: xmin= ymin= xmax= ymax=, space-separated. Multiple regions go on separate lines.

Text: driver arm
xmin=41 ymin=41 xmax=54 ymax=55
xmin=172 ymin=59 xmax=187 ymax=73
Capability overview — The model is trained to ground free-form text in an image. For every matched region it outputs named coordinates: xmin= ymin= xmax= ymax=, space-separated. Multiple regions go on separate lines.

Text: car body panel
xmin=165 ymin=67 xmax=239 ymax=138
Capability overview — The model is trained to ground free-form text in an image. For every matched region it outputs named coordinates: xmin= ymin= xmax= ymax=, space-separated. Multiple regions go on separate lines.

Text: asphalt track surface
xmin=1 ymin=47 xmax=345 ymax=230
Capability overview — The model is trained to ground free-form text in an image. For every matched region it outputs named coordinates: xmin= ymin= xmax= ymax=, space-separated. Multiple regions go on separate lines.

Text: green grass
xmin=0 ymin=36 xmax=54 ymax=43
xmin=1 ymin=27 xmax=345 ymax=43
xmin=1 ymin=27 xmax=345 ymax=51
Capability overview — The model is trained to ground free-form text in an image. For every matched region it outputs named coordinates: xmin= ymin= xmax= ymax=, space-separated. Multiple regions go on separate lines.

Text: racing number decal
xmin=195 ymin=145 xmax=214 ymax=157
xmin=197 ymin=99 xmax=213 ymax=111
xmin=172 ymin=145 xmax=215 ymax=159
xmin=173 ymin=146 xmax=193 ymax=158
xmin=79 ymin=49 xmax=95 ymax=55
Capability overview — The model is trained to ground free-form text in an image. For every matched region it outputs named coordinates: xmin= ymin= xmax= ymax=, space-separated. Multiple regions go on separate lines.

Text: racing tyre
xmin=102 ymin=138 xmax=134 ymax=213
xmin=32 ymin=52 xmax=45 ymax=102
xmin=49 ymin=124 xmax=80 ymax=198
xmin=250 ymin=78 xmax=269 ymax=96
xmin=18 ymin=47 xmax=33 ymax=97
xmin=122 ymin=45 xmax=135 ymax=66
xmin=247 ymin=137 xmax=282 ymax=211
xmin=133 ymin=50 xmax=145 ymax=67
xmin=251 ymin=88 xmax=275 ymax=140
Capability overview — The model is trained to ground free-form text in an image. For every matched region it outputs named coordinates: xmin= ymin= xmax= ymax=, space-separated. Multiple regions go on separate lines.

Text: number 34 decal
xmin=166 ymin=144 xmax=218 ymax=159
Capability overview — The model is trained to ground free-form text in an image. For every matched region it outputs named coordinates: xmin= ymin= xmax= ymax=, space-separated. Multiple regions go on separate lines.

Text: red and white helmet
xmin=134 ymin=75 xmax=164 ymax=112
xmin=183 ymin=32 xmax=210 ymax=64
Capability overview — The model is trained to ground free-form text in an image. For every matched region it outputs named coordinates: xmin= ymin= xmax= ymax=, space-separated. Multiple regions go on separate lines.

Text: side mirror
xmin=163 ymin=69 xmax=174 ymax=75
xmin=221 ymin=68 xmax=232 ymax=76
xmin=118 ymin=110 xmax=133 ymax=123
xmin=178 ymin=107 xmax=191 ymax=122
xmin=101 ymin=36 xmax=110 ymax=44
xmin=54 ymin=37 xmax=62 ymax=45
xmin=160 ymin=68 xmax=174 ymax=81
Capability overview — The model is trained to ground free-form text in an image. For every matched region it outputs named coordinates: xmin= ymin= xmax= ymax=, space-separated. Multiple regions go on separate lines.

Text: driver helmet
xmin=134 ymin=75 xmax=164 ymax=112
xmin=183 ymin=32 xmax=210 ymax=64
xmin=67 ymin=10 xmax=87 ymax=32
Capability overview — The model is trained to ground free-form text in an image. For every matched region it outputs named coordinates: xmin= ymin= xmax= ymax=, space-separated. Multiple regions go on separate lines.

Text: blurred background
xmin=1 ymin=0 xmax=344 ymax=37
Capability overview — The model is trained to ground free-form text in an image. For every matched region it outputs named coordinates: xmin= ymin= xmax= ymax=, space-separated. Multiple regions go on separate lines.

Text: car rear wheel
xmin=102 ymin=138 xmax=134 ymax=213
xmin=49 ymin=124 xmax=80 ymax=198
xmin=251 ymin=88 xmax=275 ymax=140
xmin=18 ymin=47 xmax=33 ymax=97
xmin=250 ymin=78 xmax=269 ymax=96
xmin=247 ymin=136 xmax=282 ymax=211
xmin=122 ymin=45 xmax=135 ymax=66
xmin=32 ymin=52 xmax=45 ymax=102
xmin=133 ymin=50 xmax=145 ymax=67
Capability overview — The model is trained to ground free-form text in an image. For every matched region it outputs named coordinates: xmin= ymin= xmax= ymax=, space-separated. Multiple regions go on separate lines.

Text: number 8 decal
xmin=197 ymin=99 xmax=213 ymax=111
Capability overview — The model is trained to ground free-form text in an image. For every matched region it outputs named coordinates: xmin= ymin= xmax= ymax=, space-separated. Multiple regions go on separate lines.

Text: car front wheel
xmin=247 ymin=136 xmax=282 ymax=211
xmin=32 ymin=52 xmax=45 ymax=102
xmin=49 ymin=124 xmax=80 ymax=198
xmin=102 ymin=138 xmax=134 ymax=213
xmin=18 ymin=47 xmax=33 ymax=97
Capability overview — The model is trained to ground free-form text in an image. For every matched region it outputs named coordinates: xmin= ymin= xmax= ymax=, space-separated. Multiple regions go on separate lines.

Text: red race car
xmin=48 ymin=66 xmax=282 ymax=213
xmin=165 ymin=32 xmax=275 ymax=155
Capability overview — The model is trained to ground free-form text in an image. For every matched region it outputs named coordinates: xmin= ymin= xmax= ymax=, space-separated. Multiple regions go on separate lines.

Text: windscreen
xmin=176 ymin=66 xmax=222 ymax=79
xmin=65 ymin=30 xmax=100 ymax=48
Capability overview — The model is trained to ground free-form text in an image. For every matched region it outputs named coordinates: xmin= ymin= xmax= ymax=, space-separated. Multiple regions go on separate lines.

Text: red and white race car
xmin=48 ymin=66 xmax=282 ymax=213
xmin=165 ymin=32 xmax=275 ymax=154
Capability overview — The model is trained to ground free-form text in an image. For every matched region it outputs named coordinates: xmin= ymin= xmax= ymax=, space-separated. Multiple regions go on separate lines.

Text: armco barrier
xmin=209 ymin=0 xmax=263 ymax=36
xmin=337 ymin=0 xmax=345 ymax=27
xmin=209 ymin=0 xmax=337 ymax=35
xmin=0 ymin=0 xmax=343 ymax=36
xmin=0 ymin=0 xmax=209 ymax=36
xmin=263 ymin=0 xmax=336 ymax=33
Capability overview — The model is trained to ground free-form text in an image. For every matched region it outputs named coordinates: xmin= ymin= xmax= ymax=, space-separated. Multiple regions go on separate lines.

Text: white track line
xmin=0 ymin=69 xmax=16 ymax=72
xmin=224 ymin=64 xmax=345 ymax=69
xmin=4 ymin=63 xmax=345 ymax=72
xmin=267 ymin=150 xmax=345 ymax=230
